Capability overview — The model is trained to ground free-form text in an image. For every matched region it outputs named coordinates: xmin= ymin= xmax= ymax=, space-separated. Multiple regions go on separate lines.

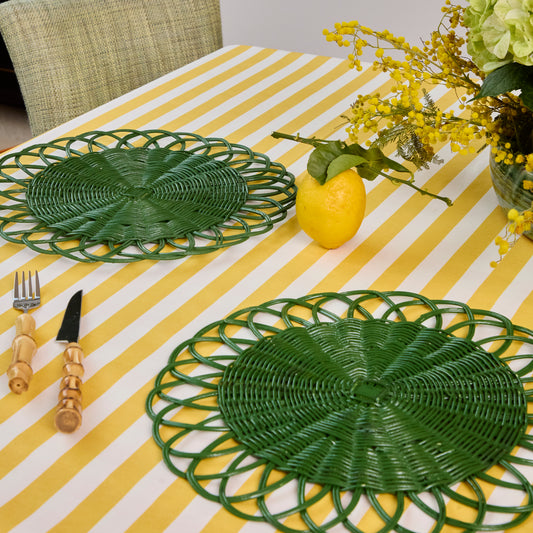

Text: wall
xmin=220 ymin=0 xmax=446 ymax=61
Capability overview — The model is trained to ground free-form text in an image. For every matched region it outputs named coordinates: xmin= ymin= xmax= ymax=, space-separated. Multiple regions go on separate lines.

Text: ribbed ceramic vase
xmin=489 ymin=150 xmax=533 ymax=240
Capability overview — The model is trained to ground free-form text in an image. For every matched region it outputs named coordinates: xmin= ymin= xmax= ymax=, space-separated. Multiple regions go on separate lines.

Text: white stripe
xmin=88 ymin=461 xmax=176 ymax=532
xmin=9 ymin=415 xmax=152 ymax=532
xmin=105 ymin=48 xmax=305 ymax=130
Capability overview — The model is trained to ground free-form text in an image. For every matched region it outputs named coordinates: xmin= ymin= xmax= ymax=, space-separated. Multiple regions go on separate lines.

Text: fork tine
xmin=13 ymin=271 xmax=19 ymax=300
xmin=35 ymin=271 xmax=40 ymax=299
xmin=28 ymin=271 xmax=33 ymax=299
xmin=21 ymin=272 xmax=26 ymax=299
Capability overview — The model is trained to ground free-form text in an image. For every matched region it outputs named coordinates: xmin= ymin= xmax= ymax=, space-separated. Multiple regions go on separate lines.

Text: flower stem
xmin=272 ymin=131 xmax=452 ymax=205
xmin=271 ymin=131 xmax=334 ymax=148
xmin=378 ymin=170 xmax=453 ymax=206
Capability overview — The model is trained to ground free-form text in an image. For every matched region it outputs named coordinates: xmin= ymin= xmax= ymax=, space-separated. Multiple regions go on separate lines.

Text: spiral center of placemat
xmin=26 ymin=147 xmax=248 ymax=242
xmin=218 ymin=318 xmax=527 ymax=492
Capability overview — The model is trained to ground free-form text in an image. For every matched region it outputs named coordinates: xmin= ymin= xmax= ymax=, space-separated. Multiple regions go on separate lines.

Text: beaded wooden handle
xmin=54 ymin=342 xmax=84 ymax=433
xmin=8 ymin=314 xmax=37 ymax=394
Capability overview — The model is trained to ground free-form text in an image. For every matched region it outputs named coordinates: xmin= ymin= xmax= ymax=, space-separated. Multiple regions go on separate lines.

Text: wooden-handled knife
xmin=54 ymin=290 xmax=84 ymax=433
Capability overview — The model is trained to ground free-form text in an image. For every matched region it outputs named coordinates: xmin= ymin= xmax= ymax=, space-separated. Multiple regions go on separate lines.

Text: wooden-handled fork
xmin=8 ymin=271 xmax=41 ymax=394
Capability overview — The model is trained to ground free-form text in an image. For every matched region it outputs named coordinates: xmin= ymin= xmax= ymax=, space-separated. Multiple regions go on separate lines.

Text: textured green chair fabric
xmin=0 ymin=0 xmax=222 ymax=135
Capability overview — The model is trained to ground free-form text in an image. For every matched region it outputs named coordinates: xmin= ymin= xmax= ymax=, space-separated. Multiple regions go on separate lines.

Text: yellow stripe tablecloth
xmin=0 ymin=45 xmax=532 ymax=533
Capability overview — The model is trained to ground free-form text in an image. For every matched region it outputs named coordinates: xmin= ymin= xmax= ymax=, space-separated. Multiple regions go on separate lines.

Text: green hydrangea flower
xmin=465 ymin=0 xmax=533 ymax=72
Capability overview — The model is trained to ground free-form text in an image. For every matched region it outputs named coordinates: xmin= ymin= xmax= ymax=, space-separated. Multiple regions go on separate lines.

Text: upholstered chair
xmin=0 ymin=0 xmax=222 ymax=135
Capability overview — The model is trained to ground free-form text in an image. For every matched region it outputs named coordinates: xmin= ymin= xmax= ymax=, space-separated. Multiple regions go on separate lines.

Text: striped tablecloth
xmin=1 ymin=45 xmax=532 ymax=533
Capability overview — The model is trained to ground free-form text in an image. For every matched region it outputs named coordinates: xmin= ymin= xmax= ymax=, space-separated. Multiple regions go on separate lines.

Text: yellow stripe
xmin=190 ymin=56 xmax=344 ymax=139
xmin=0 ymin=382 xmax=154 ymax=531
xmin=353 ymin=494 xmax=400 ymax=532
xmin=256 ymin=74 xmax=395 ymax=179
xmin=468 ymin=242 xmax=532 ymax=313
xmin=125 ymin=477 xmax=199 ymax=533
xmin=421 ymin=204 xmax=503 ymax=299
xmin=509 ymin=253 xmax=533 ymax=328
xmin=371 ymin=167 xmax=494 ymax=292
xmin=128 ymin=49 xmax=302 ymax=132
xmin=59 ymin=45 xmax=259 ymax=137
xmin=48 ymin=439 xmax=164 ymax=533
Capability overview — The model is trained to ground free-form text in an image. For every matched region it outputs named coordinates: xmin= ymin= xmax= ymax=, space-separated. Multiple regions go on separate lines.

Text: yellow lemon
xmin=296 ymin=169 xmax=366 ymax=249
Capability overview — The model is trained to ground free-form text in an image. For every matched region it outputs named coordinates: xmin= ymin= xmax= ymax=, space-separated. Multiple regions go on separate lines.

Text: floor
xmin=0 ymin=104 xmax=32 ymax=151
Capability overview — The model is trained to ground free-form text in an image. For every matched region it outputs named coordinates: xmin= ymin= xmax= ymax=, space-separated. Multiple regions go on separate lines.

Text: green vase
xmin=489 ymin=150 xmax=533 ymax=240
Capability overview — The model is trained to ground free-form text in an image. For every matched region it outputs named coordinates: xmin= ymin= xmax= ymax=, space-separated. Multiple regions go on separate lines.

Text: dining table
xmin=0 ymin=44 xmax=532 ymax=533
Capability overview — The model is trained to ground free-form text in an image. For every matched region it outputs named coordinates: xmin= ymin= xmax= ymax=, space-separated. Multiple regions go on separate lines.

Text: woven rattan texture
xmin=0 ymin=130 xmax=296 ymax=262
xmin=147 ymin=290 xmax=533 ymax=533
xmin=27 ymin=148 xmax=249 ymax=241
xmin=0 ymin=0 xmax=222 ymax=135
xmin=218 ymin=318 xmax=526 ymax=493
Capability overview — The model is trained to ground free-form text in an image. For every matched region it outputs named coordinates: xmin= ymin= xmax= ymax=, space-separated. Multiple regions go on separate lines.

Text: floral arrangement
xmin=275 ymin=0 xmax=533 ymax=259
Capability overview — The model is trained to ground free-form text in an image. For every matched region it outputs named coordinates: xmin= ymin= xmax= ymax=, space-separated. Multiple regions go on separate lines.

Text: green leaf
xmin=364 ymin=147 xmax=386 ymax=162
xmin=325 ymin=154 xmax=368 ymax=181
xmin=521 ymin=85 xmax=533 ymax=111
xmin=307 ymin=141 xmax=345 ymax=184
xmin=475 ymin=63 xmax=533 ymax=111
xmin=355 ymin=164 xmax=381 ymax=181
xmin=345 ymin=143 xmax=368 ymax=157
xmin=343 ymin=144 xmax=386 ymax=180
xmin=380 ymin=153 xmax=414 ymax=175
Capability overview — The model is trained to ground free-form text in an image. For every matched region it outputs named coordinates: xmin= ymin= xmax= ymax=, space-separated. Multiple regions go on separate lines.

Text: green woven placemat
xmin=0 ymin=129 xmax=296 ymax=262
xmin=147 ymin=290 xmax=533 ymax=533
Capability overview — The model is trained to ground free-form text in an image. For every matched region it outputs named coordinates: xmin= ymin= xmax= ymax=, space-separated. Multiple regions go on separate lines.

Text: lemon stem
xmin=271 ymin=131 xmax=330 ymax=148
xmin=272 ymin=131 xmax=452 ymax=205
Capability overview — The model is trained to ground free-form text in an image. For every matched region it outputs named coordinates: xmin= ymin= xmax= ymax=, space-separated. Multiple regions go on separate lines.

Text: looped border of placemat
xmin=146 ymin=289 xmax=533 ymax=533
xmin=0 ymin=129 xmax=296 ymax=262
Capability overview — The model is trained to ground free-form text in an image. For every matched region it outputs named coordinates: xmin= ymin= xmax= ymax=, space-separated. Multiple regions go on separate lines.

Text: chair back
xmin=0 ymin=0 xmax=222 ymax=135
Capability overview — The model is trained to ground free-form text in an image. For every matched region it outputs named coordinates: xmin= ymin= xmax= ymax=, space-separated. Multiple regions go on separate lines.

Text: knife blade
xmin=55 ymin=290 xmax=84 ymax=433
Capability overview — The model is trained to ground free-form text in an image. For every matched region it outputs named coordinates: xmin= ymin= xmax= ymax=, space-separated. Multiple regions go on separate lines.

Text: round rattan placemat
xmin=0 ymin=129 xmax=296 ymax=262
xmin=147 ymin=290 xmax=533 ymax=533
